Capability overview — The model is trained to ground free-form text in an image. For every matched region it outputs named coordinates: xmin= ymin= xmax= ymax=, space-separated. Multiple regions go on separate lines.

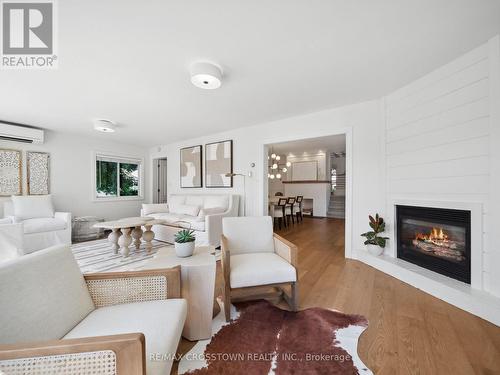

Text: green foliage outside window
xmin=120 ymin=163 xmax=139 ymax=196
xmin=96 ymin=159 xmax=139 ymax=198
xmin=96 ymin=160 xmax=118 ymax=197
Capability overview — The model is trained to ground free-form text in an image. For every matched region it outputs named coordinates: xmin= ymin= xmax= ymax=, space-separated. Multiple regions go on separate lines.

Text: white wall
xmin=150 ymin=100 xmax=385 ymax=256
xmin=383 ymin=36 xmax=500 ymax=297
xmin=1 ymin=131 xmax=149 ymax=220
xmin=287 ymin=152 xmax=327 ymax=180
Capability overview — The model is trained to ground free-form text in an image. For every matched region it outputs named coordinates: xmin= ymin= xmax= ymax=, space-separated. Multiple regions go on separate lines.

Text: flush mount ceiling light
xmin=190 ymin=61 xmax=222 ymax=89
xmin=93 ymin=119 xmax=116 ymax=133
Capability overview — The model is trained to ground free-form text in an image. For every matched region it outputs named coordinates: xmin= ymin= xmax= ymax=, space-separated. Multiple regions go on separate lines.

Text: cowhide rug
xmin=178 ymin=299 xmax=372 ymax=375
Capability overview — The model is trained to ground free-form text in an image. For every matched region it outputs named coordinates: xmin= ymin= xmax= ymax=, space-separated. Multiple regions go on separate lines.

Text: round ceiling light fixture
xmin=94 ymin=119 xmax=116 ymax=133
xmin=190 ymin=61 xmax=222 ymax=90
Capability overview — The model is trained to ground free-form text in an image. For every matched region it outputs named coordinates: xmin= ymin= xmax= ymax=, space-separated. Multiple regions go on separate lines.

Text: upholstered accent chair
xmin=221 ymin=216 xmax=298 ymax=322
xmin=3 ymin=195 xmax=71 ymax=254
xmin=0 ymin=245 xmax=187 ymax=375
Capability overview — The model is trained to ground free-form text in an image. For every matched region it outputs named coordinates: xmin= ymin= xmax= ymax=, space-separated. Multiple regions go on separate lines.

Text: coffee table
xmin=94 ymin=217 xmax=163 ymax=257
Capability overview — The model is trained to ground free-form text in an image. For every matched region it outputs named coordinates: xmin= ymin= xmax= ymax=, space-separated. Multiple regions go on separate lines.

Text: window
xmin=331 ymin=168 xmax=337 ymax=191
xmin=94 ymin=154 xmax=143 ymax=200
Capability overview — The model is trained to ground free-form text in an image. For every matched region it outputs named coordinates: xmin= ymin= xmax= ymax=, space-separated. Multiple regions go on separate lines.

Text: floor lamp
xmin=225 ymin=172 xmax=249 ymax=216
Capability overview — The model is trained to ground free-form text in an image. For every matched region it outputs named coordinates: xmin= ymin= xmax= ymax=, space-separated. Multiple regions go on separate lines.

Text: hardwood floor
xmin=174 ymin=217 xmax=500 ymax=374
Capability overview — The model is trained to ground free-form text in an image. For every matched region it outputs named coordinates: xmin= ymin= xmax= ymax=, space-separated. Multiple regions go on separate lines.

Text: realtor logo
xmin=1 ymin=0 xmax=57 ymax=69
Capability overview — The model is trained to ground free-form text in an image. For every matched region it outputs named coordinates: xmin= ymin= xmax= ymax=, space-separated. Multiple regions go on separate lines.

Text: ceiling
xmin=1 ymin=0 xmax=499 ymax=146
xmin=270 ymin=134 xmax=346 ymax=155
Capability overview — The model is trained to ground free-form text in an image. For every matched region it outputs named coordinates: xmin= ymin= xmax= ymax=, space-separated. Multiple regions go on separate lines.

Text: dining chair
xmin=286 ymin=197 xmax=296 ymax=225
xmin=270 ymin=198 xmax=288 ymax=229
xmin=294 ymin=196 xmax=304 ymax=222
xmin=275 ymin=192 xmax=284 ymax=196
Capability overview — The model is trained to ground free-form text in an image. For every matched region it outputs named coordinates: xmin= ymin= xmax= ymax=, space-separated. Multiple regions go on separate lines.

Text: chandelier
xmin=268 ymin=150 xmax=291 ymax=180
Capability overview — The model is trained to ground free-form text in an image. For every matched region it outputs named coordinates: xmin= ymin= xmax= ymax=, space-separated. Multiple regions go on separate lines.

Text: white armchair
xmin=221 ymin=216 xmax=298 ymax=321
xmin=3 ymin=195 xmax=71 ymax=254
xmin=0 ymin=245 xmax=187 ymax=375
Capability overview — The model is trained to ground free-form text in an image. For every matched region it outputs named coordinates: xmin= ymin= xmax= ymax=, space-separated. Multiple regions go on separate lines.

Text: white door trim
xmin=259 ymin=126 xmax=353 ymax=259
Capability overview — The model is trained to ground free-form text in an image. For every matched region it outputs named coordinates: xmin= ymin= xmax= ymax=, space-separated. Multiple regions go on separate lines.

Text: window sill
xmin=93 ymin=196 xmax=144 ymax=203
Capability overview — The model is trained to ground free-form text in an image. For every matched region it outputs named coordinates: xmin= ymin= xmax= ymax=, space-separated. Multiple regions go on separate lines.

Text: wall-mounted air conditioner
xmin=0 ymin=123 xmax=44 ymax=144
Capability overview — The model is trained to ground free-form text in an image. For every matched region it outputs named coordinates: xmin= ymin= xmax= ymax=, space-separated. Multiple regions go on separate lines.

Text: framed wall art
xmin=180 ymin=145 xmax=202 ymax=188
xmin=205 ymin=140 xmax=233 ymax=188
xmin=27 ymin=151 xmax=50 ymax=195
xmin=0 ymin=149 xmax=22 ymax=196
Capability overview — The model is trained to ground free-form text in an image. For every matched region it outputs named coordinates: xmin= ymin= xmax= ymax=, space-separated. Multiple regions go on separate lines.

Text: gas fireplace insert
xmin=396 ymin=205 xmax=471 ymax=284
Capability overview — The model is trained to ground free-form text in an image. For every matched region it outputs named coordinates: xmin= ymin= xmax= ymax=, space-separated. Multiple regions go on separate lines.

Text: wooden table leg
xmin=143 ymin=224 xmax=154 ymax=252
xmin=108 ymin=228 xmax=121 ymax=254
xmin=118 ymin=227 xmax=132 ymax=257
xmin=132 ymin=226 xmax=143 ymax=250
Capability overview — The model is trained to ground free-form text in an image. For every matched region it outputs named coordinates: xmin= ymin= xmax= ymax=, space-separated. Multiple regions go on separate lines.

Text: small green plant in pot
xmin=174 ymin=228 xmax=196 ymax=257
xmin=361 ymin=214 xmax=389 ymax=256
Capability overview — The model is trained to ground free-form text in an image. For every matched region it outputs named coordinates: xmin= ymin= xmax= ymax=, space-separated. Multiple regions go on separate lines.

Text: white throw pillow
xmin=197 ymin=207 xmax=226 ymax=221
xmin=142 ymin=204 xmax=169 ymax=216
xmin=169 ymin=195 xmax=186 ymax=206
xmin=185 ymin=196 xmax=204 ymax=206
xmin=11 ymin=195 xmax=55 ymax=220
xmin=170 ymin=204 xmax=200 ymax=217
xmin=203 ymin=195 xmax=229 ymax=210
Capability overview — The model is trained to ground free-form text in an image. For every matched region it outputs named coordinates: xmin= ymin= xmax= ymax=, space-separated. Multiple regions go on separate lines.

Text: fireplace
xmin=396 ymin=205 xmax=471 ymax=284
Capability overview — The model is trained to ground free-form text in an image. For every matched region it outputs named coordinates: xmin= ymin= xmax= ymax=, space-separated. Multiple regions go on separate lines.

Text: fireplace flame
xmin=415 ymin=227 xmax=448 ymax=244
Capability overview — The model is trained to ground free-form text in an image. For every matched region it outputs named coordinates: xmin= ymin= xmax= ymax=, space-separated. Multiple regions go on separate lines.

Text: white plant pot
xmin=175 ymin=241 xmax=195 ymax=257
xmin=367 ymin=244 xmax=384 ymax=256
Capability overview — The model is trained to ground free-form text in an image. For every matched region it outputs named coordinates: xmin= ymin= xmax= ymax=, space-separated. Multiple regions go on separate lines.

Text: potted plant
xmin=361 ymin=214 xmax=389 ymax=256
xmin=174 ymin=229 xmax=196 ymax=257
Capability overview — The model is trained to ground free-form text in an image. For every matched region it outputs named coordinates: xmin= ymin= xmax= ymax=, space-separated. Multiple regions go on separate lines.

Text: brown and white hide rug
xmin=178 ymin=299 xmax=372 ymax=375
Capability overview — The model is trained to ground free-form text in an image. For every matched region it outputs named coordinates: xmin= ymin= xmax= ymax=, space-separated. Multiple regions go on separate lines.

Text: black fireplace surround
xmin=396 ymin=205 xmax=471 ymax=284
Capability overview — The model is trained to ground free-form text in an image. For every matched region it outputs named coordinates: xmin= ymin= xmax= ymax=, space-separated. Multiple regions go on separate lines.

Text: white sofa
xmin=3 ymin=195 xmax=71 ymax=254
xmin=0 ymin=245 xmax=187 ymax=375
xmin=141 ymin=194 xmax=239 ymax=247
xmin=0 ymin=222 xmax=23 ymax=261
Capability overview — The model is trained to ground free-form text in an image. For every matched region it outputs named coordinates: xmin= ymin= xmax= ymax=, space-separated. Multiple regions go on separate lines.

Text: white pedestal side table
xmin=138 ymin=246 xmax=216 ymax=341
xmin=98 ymin=246 xmax=217 ymax=341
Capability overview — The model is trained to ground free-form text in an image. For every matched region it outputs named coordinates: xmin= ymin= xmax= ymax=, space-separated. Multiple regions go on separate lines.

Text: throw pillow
xmin=197 ymin=207 xmax=226 ymax=221
xmin=142 ymin=203 xmax=169 ymax=216
xmin=170 ymin=204 xmax=200 ymax=217
xmin=11 ymin=195 xmax=55 ymax=220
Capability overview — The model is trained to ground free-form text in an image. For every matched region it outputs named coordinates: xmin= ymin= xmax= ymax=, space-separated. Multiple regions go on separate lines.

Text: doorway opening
xmin=152 ymin=158 xmax=168 ymax=203
xmin=265 ymin=134 xmax=347 ymax=255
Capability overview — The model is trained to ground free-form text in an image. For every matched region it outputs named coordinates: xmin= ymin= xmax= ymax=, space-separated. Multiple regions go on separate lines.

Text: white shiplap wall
xmin=384 ymin=38 xmax=500 ymax=297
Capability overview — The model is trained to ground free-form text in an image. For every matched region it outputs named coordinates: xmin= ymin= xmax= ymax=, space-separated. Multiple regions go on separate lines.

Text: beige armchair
xmin=221 ymin=216 xmax=298 ymax=322
xmin=0 ymin=245 xmax=186 ymax=375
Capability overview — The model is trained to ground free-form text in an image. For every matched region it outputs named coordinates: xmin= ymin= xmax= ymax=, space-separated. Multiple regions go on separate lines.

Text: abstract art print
xmin=27 ymin=151 xmax=50 ymax=195
xmin=205 ymin=140 xmax=233 ymax=188
xmin=180 ymin=145 xmax=202 ymax=188
xmin=0 ymin=149 xmax=22 ymax=196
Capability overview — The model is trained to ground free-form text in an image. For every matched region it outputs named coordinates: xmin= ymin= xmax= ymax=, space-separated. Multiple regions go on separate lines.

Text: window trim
xmin=91 ymin=151 xmax=144 ymax=202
